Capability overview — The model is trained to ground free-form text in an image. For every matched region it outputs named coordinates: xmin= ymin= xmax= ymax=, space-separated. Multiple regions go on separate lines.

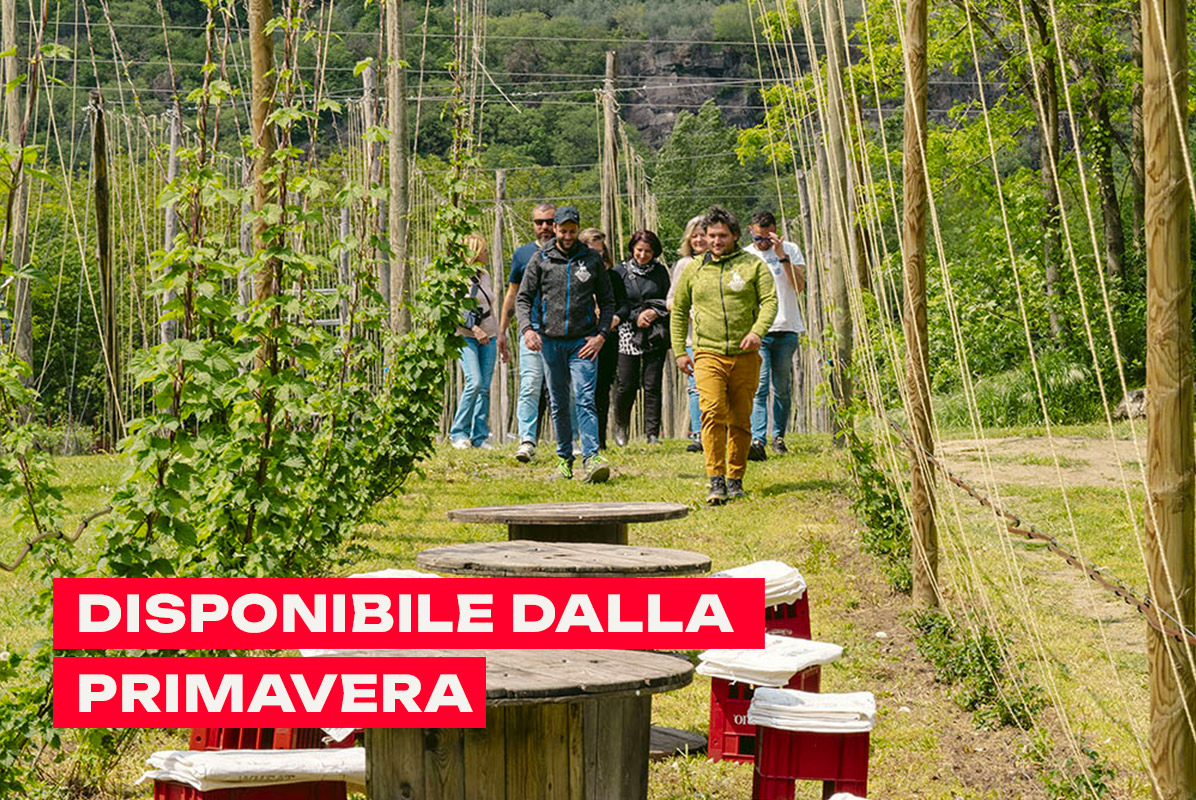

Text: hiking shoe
xmin=553 ymin=457 xmax=574 ymax=480
xmin=726 ymin=478 xmax=746 ymax=500
xmin=707 ymin=476 xmax=728 ymax=505
xmin=772 ymin=437 xmax=788 ymax=454
xmin=515 ymin=441 xmax=536 ymax=463
xmin=583 ymin=454 xmax=611 ymax=484
xmin=686 ymin=434 xmax=703 ymax=453
xmin=646 ymin=434 xmax=660 ymax=445
xmin=451 ymin=438 xmax=471 ymax=450
xmin=749 ymin=439 xmax=768 ymax=462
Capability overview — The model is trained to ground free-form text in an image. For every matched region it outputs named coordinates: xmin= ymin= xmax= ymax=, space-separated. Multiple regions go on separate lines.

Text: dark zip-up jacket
xmin=516 ymin=238 xmax=616 ymax=340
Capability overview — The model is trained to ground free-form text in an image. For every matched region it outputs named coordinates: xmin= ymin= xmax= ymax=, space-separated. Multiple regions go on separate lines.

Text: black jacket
xmin=516 ymin=238 xmax=616 ymax=340
xmin=614 ymin=258 xmax=672 ymax=351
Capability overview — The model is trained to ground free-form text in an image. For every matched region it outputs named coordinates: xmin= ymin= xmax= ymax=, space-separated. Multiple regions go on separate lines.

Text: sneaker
xmin=451 ymin=438 xmax=471 ymax=450
xmin=646 ymin=434 xmax=660 ymax=445
xmin=583 ymin=454 xmax=611 ymax=484
xmin=748 ymin=439 xmax=768 ymax=462
xmin=554 ymin=457 xmax=574 ymax=480
xmin=707 ymin=476 xmax=728 ymax=505
xmin=478 ymin=441 xmax=494 ymax=450
xmin=515 ymin=442 xmax=536 ymax=463
xmin=726 ymin=478 xmax=746 ymax=499
xmin=686 ymin=434 xmax=703 ymax=453
xmin=771 ymin=437 xmax=788 ymax=455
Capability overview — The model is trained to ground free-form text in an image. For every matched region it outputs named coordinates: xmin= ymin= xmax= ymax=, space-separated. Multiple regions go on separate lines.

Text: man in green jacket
xmin=671 ymin=206 xmax=778 ymax=504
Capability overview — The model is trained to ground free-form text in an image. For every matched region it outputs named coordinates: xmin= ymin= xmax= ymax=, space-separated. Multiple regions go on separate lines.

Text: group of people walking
xmin=450 ymin=201 xmax=806 ymax=504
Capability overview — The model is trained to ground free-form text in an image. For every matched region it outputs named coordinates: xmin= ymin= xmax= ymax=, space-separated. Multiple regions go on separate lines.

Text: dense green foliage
xmin=0 ymin=1 xmax=480 ymax=792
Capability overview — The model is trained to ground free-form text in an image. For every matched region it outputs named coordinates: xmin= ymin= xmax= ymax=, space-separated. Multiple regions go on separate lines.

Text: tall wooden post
xmin=492 ymin=168 xmax=508 ymax=443
xmin=600 ymin=51 xmax=619 ymax=241
xmin=92 ymin=91 xmax=120 ymax=450
xmin=238 ymin=158 xmax=253 ymax=317
xmin=362 ymin=64 xmax=387 ymax=307
xmin=338 ymin=205 xmax=352 ymax=339
xmin=902 ymin=0 xmax=937 ymax=608
xmin=821 ymin=0 xmax=853 ymax=434
xmin=161 ymin=111 xmax=181 ymax=344
xmin=1143 ymin=0 xmax=1195 ymax=795
xmin=249 ymin=0 xmax=277 ymax=303
xmin=3 ymin=0 xmax=30 ymax=377
xmin=386 ymin=0 xmax=411 ymax=336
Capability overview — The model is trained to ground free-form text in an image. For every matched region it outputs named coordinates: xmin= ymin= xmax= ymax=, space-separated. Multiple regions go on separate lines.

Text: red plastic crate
xmin=153 ymin=779 xmax=347 ymax=800
xmin=764 ymin=595 xmax=811 ymax=639
xmin=751 ymin=727 xmax=869 ymax=800
xmin=707 ymin=666 xmax=821 ymax=763
xmin=189 ymin=729 xmax=358 ymax=751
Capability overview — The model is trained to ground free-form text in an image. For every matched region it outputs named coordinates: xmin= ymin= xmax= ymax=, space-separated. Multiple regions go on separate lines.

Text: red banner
xmin=53 ymin=578 xmax=763 ymax=650
xmin=53 ymin=656 xmax=486 ymax=729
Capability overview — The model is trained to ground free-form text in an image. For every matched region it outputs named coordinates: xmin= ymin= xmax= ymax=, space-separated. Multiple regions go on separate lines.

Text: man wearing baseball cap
xmin=515 ymin=206 xmax=616 ymax=482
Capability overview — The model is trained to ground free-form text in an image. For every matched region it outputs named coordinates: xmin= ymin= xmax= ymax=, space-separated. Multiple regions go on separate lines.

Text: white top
xmin=697 ymin=634 xmax=842 ymax=687
xmin=138 ymin=749 xmax=365 ymax=792
xmin=747 ymin=688 xmax=876 ymax=733
xmin=745 ymin=240 xmax=805 ymax=334
xmin=666 ymin=255 xmax=698 ymax=347
xmin=711 ymin=559 xmax=807 ymax=606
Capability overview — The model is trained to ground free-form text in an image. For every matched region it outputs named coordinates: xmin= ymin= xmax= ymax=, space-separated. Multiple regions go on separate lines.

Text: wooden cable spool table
xmin=445 ymin=501 xmax=689 ymax=545
xmin=416 ymin=540 xmax=711 ymax=578
xmin=337 ymin=648 xmax=694 ymax=800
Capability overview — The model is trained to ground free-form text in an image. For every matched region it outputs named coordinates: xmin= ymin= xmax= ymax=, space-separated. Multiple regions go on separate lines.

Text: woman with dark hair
xmin=580 ymin=228 xmax=627 ymax=449
xmin=613 ymin=230 xmax=671 ymax=445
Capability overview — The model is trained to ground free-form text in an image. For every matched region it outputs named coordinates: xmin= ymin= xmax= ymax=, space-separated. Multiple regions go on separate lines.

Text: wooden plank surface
xmin=321 ymin=648 xmax=693 ymax=704
xmin=648 ymin=725 xmax=707 ymax=760
xmin=447 ymin=501 xmax=689 ymax=525
xmin=462 ymin=707 xmax=505 ymax=799
xmin=417 ymin=540 xmax=710 ymax=577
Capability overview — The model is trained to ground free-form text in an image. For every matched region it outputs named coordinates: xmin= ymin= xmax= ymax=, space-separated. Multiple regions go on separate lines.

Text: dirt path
xmin=938 ymin=435 xmax=1147 ymax=489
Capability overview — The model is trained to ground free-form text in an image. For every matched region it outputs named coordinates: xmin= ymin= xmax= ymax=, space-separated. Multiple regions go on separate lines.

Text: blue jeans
xmin=751 ymin=331 xmax=800 ymax=443
xmin=540 ymin=336 xmax=599 ymax=460
xmin=686 ymin=345 xmax=700 ymax=436
xmin=517 ymin=337 xmax=576 ymax=445
xmin=450 ymin=337 xmax=497 ymax=446
xmin=516 ymin=338 xmax=545 ymax=444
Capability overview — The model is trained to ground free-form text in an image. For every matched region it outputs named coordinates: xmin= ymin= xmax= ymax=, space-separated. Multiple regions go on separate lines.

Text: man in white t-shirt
xmin=744 ymin=210 xmax=806 ymax=461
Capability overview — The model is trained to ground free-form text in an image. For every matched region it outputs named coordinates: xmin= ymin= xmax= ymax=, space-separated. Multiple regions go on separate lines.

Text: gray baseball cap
xmin=554 ymin=205 xmax=580 ymax=225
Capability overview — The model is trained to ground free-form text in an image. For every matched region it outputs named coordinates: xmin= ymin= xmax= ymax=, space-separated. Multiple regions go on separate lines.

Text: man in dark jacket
xmin=516 ymin=206 xmax=615 ymax=482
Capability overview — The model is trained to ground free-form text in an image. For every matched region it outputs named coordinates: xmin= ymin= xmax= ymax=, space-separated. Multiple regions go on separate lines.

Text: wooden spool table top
xmin=416 ymin=540 xmax=711 ymax=578
xmin=315 ymin=648 xmax=693 ymax=705
xmin=446 ymin=501 xmax=689 ymax=527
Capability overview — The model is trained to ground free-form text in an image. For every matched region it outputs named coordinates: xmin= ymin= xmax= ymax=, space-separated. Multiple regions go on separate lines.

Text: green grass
xmin=0 ymin=434 xmax=1155 ymax=798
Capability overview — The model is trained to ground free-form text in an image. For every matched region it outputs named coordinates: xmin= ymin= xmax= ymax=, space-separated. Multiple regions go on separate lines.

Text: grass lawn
xmin=0 ymin=432 xmax=1157 ymax=798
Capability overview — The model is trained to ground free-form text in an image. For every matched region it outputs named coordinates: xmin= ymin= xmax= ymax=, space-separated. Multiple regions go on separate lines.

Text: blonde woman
xmin=450 ymin=234 xmax=499 ymax=449
xmin=666 ymin=216 xmax=708 ymax=451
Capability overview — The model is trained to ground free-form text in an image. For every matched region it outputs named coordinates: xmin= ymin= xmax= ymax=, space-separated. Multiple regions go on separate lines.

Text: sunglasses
xmin=533 ymin=218 xmax=555 ymax=225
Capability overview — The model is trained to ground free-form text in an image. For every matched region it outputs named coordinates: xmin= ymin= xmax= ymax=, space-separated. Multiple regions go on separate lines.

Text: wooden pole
xmin=492 ymin=168 xmax=507 ymax=443
xmin=1142 ymin=0 xmax=1195 ymax=794
xmin=249 ymin=0 xmax=277 ymax=303
xmin=160 ymin=111 xmax=180 ymax=344
xmin=902 ymin=0 xmax=937 ymax=608
xmin=386 ymin=0 xmax=411 ymax=336
xmin=362 ymin=64 xmax=387 ymax=307
xmin=600 ymin=50 xmax=619 ymax=240
xmin=92 ymin=91 xmax=120 ymax=450
xmin=821 ymin=0 xmax=853 ymax=436
xmin=3 ymin=0 xmax=30 ymax=377
xmin=238 ymin=158 xmax=252 ymax=317
xmin=338 ymin=205 xmax=352 ymax=339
